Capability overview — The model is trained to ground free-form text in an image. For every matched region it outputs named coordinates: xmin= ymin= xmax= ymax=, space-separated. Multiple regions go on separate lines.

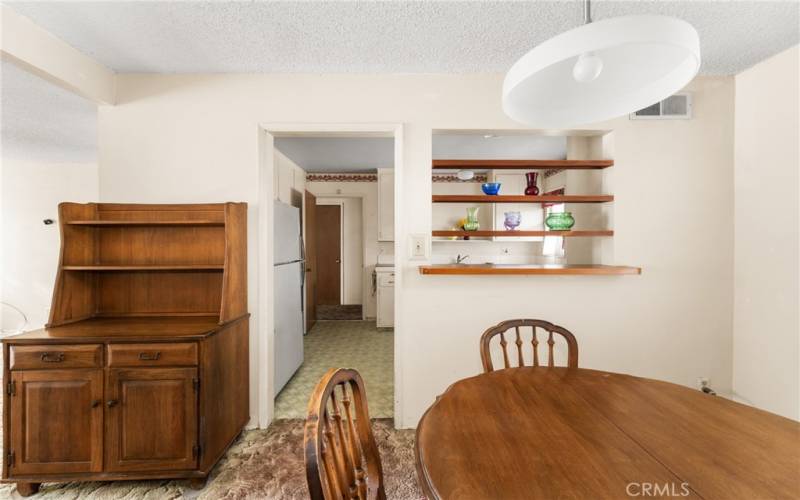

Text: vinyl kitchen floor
xmin=274 ymin=320 xmax=394 ymax=419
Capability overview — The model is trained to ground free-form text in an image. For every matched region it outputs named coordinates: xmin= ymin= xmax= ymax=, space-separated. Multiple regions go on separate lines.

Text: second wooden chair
xmin=480 ymin=319 xmax=579 ymax=372
xmin=304 ymin=368 xmax=386 ymax=500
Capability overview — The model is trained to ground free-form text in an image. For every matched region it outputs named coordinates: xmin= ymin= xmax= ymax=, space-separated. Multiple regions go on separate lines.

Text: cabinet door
xmin=376 ymin=282 xmax=395 ymax=328
xmin=105 ymin=367 xmax=198 ymax=472
xmin=9 ymin=369 xmax=103 ymax=475
xmin=377 ymin=169 xmax=394 ymax=241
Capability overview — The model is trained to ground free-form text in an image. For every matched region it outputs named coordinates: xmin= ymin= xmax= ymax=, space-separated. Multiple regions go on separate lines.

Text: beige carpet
xmin=0 ymin=420 xmax=422 ymax=499
xmin=274 ymin=321 xmax=393 ymax=419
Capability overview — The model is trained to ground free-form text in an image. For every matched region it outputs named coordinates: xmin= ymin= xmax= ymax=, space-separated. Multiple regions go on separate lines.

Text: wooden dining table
xmin=415 ymin=367 xmax=800 ymax=499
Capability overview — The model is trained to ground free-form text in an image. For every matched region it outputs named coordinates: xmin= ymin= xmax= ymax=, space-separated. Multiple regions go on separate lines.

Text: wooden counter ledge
xmin=418 ymin=264 xmax=642 ymax=276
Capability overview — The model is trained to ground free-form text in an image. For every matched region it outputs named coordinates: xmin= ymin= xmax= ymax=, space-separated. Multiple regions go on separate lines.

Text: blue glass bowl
xmin=481 ymin=183 xmax=501 ymax=195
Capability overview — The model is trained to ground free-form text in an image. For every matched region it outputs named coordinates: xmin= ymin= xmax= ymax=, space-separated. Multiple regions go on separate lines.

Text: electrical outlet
xmin=409 ymin=233 xmax=429 ymax=260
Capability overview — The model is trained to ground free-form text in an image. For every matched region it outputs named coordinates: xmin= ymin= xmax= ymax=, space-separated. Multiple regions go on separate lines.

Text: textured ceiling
xmin=276 ymin=135 xmax=566 ymax=172
xmin=6 ymin=1 xmax=799 ymax=75
xmin=1 ymin=61 xmax=97 ymax=163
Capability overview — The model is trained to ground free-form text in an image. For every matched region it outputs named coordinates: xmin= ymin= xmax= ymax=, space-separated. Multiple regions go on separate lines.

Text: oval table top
xmin=415 ymin=367 xmax=800 ymax=500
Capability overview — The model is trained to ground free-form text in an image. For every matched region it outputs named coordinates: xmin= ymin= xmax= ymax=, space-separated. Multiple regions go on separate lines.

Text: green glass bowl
xmin=545 ymin=212 xmax=575 ymax=231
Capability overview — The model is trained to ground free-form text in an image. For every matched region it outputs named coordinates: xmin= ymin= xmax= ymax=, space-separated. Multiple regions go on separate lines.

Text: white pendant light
xmin=503 ymin=0 xmax=700 ymax=128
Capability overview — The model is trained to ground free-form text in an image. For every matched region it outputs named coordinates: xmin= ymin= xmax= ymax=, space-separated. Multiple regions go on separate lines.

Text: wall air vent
xmin=630 ymin=93 xmax=692 ymax=120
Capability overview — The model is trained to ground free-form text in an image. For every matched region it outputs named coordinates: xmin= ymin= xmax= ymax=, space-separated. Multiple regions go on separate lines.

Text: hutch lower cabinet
xmin=2 ymin=203 xmax=250 ymax=496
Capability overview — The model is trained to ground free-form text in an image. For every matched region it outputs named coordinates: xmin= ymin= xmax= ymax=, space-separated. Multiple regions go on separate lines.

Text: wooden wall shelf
xmin=419 ymin=264 xmax=641 ymax=276
xmin=432 ymin=159 xmax=613 ymax=170
xmin=432 ymin=230 xmax=613 ymax=238
xmin=62 ymin=265 xmax=225 ymax=271
xmin=432 ymin=195 xmax=613 ymax=204
xmin=67 ymin=220 xmax=225 ymax=227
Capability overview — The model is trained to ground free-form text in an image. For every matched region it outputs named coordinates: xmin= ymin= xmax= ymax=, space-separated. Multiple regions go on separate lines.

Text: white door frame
xmin=258 ymin=123 xmax=403 ymax=429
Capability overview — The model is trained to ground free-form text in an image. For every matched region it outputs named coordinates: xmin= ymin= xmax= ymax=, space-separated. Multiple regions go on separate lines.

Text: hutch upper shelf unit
xmin=2 ymin=202 xmax=249 ymax=496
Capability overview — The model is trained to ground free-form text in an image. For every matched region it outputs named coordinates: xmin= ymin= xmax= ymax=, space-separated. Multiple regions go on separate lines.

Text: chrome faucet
xmin=456 ymin=254 xmax=470 ymax=264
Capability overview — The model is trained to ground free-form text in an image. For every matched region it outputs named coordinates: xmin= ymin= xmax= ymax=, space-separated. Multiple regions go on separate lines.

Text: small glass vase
xmin=524 ymin=172 xmax=540 ymax=196
xmin=545 ymin=212 xmax=575 ymax=230
xmin=503 ymin=211 xmax=521 ymax=231
xmin=463 ymin=207 xmax=480 ymax=231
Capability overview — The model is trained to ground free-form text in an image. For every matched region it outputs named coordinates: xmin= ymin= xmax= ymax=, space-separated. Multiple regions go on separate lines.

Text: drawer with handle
xmin=9 ymin=344 xmax=102 ymax=370
xmin=107 ymin=342 xmax=198 ymax=367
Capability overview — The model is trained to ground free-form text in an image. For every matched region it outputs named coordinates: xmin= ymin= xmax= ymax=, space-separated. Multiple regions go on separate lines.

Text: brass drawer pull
xmin=138 ymin=352 xmax=161 ymax=361
xmin=40 ymin=352 xmax=65 ymax=363
xmin=106 ymin=399 xmax=118 ymax=408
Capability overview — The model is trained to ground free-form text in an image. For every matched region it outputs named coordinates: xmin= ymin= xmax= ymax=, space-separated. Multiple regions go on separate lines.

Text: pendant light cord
xmin=583 ymin=0 xmax=592 ymax=24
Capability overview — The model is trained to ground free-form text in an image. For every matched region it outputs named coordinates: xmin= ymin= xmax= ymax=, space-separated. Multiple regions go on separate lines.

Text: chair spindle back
xmin=304 ymin=368 xmax=386 ymax=500
xmin=480 ymin=319 xmax=578 ymax=372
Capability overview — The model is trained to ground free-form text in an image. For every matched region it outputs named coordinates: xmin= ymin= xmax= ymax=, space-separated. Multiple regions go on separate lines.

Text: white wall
xmin=733 ymin=45 xmax=800 ymax=420
xmin=316 ymin=196 xmax=363 ymax=307
xmin=1 ymin=160 xmax=98 ymax=330
xmin=98 ymin=74 xmax=735 ymax=427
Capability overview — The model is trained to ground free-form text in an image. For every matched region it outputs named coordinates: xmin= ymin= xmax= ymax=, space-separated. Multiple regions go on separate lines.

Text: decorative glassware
xmin=524 ymin=172 xmax=540 ymax=195
xmin=481 ymin=182 xmax=501 ymax=195
xmin=503 ymin=211 xmax=521 ymax=231
xmin=545 ymin=212 xmax=575 ymax=230
xmin=463 ymin=207 xmax=480 ymax=231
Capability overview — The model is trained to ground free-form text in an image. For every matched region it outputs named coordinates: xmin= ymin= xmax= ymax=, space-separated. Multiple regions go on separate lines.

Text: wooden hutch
xmin=2 ymin=202 xmax=249 ymax=496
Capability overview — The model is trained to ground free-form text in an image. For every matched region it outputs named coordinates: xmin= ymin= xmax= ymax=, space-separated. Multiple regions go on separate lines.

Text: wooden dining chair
xmin=304 ymin=368 xmax=386 ymax=500
xmin=480 ymin=319 xmax=579 ymax=372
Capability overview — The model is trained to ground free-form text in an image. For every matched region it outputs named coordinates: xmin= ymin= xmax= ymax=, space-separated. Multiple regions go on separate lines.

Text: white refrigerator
xmin=274 ymin=200 xmax=305 ymax=396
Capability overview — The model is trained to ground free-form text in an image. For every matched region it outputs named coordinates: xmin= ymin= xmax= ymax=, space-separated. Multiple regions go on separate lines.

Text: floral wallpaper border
xmin=306 ymin=173 xmax=489 ymax=183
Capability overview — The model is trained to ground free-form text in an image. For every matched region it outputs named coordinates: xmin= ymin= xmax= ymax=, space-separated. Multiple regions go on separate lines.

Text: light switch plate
xmin=409 ymin=233 xmax=430 ymax=260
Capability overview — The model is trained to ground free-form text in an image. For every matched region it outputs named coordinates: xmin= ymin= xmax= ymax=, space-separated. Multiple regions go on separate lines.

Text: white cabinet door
xmin=377 ymin=169 xmax=394 ymax=242
xmin=376 ymin=272 xmax=394 ymax=328
xmin=376 ymin=285 xmax=394 ymax=328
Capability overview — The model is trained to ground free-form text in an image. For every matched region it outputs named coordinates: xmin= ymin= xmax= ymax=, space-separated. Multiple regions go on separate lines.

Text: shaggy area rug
xmin=0 ymin=419 xmax=422 ymax=500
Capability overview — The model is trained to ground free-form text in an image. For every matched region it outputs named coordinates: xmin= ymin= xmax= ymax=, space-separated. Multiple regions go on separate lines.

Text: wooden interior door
xmin=105 ymin=367 xmax=198 ymax=472
xmin=9 ymin=369 xmax=104 ymax=475
xmin=304 ymin=191 xmax=318 ymax=332
xmin=315 ymin=204 xmax=341 ymax=305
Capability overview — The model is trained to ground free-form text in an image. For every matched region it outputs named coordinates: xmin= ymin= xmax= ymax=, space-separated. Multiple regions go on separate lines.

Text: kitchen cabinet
xmin=377 ymin=169 xmax=394 ymax=241
xmin=376 ymin=269 xmax=394 ymax=328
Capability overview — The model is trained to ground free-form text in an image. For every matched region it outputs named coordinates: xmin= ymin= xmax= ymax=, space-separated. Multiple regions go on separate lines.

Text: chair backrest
xmin=480 ymin=319 xmax=578 ymax=372
xmin=304 ymin=368 xmax=386 ymax=500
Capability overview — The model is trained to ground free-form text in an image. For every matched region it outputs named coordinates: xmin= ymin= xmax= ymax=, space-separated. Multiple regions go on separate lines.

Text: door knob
xmin=106 ymin=399 xmax=119 ymax=408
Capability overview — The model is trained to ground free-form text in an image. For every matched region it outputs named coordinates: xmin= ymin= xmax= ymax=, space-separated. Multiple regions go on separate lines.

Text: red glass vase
xmin=524 ymin=172 xmax=540 ymax=196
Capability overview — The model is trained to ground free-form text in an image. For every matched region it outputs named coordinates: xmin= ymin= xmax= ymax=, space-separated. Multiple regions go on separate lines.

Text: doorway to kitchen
xmin=261 ymin=125 xmax=400 ymax=426
xmin=313 ymin=200 xmax=364 ymax=321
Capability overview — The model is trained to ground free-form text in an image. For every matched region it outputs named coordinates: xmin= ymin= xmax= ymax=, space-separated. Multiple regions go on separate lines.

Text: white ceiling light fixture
xmin=502 ymin=0 xmax=701 ymax=128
